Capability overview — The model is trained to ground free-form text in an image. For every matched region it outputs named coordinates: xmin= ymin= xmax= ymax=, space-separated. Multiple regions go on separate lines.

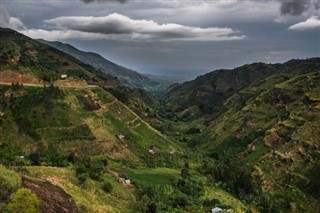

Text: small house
xmin=148 ymin=146 xmax=158 ymax=154
xmin=61 ymin=74 xmax=68 ymax=79
xmin=119 ymin=178 xmax=131 ymax=186
xmin=116 ymin=134 xmax=125 ymax=141
xmin=212 ymin=207 xmax=223 ymax=213
xmin=4 ymin=91 xmax=11 ymax=97
xmin=119 ymin=178 xmax=126 ymax=184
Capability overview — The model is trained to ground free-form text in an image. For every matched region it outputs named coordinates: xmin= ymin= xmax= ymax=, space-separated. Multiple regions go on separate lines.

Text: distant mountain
xmin=165 ymin=62 xmax=281 ymax=119
xmin=39 ymin=39 xmax=171 ymax=92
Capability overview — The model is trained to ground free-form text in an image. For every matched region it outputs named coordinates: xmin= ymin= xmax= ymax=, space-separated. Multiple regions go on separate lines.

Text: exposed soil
xmin=22 ymin=177 xmax=78 ymax=213
xmin=0 ymin=70 xmax=42 ymax=84
xmin=54 ymin=79 xmax=88 ymax=87
xmin=264 ymin=131 xmax=284 ymax=148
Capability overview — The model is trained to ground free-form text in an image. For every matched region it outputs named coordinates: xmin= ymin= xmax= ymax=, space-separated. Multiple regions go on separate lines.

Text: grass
xmin=123 ymin=167 xmax=181 ymax=185
xmin=241 ymin=144 xmax=270 ymax=165
xmin=37 ymin=124 xmax=95 ymax=141
xmin=26 ymin=166 xmax=133 ymax=213
xmin=205 ymin=187 xmax=246 ymax=213
xmin=1 ymin=85 xmax=179 ymax=162
xmin=0 ymin=165 xmax=22 ymax=190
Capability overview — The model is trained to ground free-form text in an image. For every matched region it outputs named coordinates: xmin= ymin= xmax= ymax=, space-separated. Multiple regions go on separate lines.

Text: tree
xmin=0 ymin=176 xmax=19 ymax=202
xmin=7 ymin=188 xmax=40 ymax=213
xmin=181 ymin=168 xmax=189 ymax=179
xmin=102 ymin=180 xmax=113 ymax=193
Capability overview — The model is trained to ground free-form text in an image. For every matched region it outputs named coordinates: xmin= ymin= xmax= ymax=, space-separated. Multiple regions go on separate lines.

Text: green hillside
xmin=165 ymin=58 xmax=320 ymax=212
xmin=165 ymin=63 xmax=279 ymax=120
xmin=1 ymin=28 xmax=246 ymax=213
xmin=1 ymin=27 xmax=319 ymax=213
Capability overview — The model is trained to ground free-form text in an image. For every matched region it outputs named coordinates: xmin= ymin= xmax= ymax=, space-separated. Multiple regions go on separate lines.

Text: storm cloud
xmin=0 ymin=6 xmax=24 ymax=30
xmin=2 ymin=0 xmax=318 ymax=79
xmin=32 ymin=13 xmax=246 ymax=41
xmin=278 ymin=0 xmax=320 ymax=16
xmin=77 ymin=0 xmax=320 ymax=17
xmin=81 ymin=0 xmax=127 ymax=3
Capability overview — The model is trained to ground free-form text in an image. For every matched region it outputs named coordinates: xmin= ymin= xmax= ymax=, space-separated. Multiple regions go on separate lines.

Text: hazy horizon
xmin=1 ymin=0 xmax=319 ymax=80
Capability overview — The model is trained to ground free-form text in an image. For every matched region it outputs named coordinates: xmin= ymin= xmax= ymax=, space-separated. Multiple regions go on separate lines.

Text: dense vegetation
xmin=164 ymin=58 xmax=320 ymax=212
xmin=0 ymin=27 xmax=319 ymax=212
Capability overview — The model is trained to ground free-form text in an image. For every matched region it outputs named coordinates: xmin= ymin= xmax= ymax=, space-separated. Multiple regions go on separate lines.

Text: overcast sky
xmin=1 ymin=0 xmax=319 ymax=80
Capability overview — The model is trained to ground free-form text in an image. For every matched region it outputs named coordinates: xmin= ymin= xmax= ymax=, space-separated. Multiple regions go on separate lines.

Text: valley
xmin=0 ymin=27 xmax=319 ymax=213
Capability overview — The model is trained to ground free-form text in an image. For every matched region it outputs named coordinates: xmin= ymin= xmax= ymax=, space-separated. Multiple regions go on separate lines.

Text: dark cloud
xmin=81 ymin=0 xmax=128 ymax=3
xmin=277 ymin=0 xmax=320 ymax=16
xmin=35 ymin=13 xmax=246 ymax=41
xmin=0 ymin=6 xmax=10 ymax=25
xmin=0 ymin=6 xmax=24 ymax=29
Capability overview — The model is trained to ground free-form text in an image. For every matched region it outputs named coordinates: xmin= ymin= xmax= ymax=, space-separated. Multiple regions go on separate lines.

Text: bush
xmin=0 ymin=166 xmax=21 ymax=202
xmin=77 ymin=173 xmax=88 ymax=185
xmin=0 ymin=203 xmax=9 ymax=213
xmin=76 ymin=164 xmax=88 ymax=184
xmin=7 ymin=188 xmax=40 ymax=213
xmin=102 ymin=180 xmax=113 ymax=193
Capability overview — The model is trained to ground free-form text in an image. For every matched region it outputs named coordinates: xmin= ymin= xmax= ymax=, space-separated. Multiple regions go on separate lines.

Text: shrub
xmin=75 ymin=164 xmax=88 ymax=184
xmin=0 ymin=166 xmax=21 ymax=202
xmin=102 ymin=180 xmax=113 ymax=193
xmin=77 ymin=173 xmax=88 ymax=185
xmin=7 ymin=188 xmax=40 ymax=213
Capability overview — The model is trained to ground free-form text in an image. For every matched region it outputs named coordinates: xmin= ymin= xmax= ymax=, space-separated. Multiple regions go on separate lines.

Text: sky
xmin=1 ymin=0 xmax=319 ymax=81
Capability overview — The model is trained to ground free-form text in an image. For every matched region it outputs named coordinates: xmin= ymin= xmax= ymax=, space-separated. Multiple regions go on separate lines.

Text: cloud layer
xmin=81 ymin=0 xmax=127 ymax=3
xmin=77 ymin=0 xmax=320 ymax=16
xmin=278 ymin=0 xmax=320 ymax=16
xmin=21 ymin=13 xmax=246 ymax=41
xmin=288 ymin=16 xmax=320 ymax=30
xmin=0 ymin=6 xmax=24 ymax=30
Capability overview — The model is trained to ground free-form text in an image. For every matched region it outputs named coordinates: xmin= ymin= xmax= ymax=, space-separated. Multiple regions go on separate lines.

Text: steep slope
xmin=165 ymin=63 xmax=280 ymax=119
xmin=39 ymin=40 xmax=171 ymax=92
xmin=165 ymin=58 xmax=320 ymax=212
xmin=0 ymin=84 xmax=179 ymax=165
xmin=0 ymin=27 xmax=249 ymax=213
xmin=0 ymin=28 xmax=122 ymax=87
xmin=0 ymin=27 xmax=179 ymax=164
xmin=0 ymin=27 xmax=164 ymax=135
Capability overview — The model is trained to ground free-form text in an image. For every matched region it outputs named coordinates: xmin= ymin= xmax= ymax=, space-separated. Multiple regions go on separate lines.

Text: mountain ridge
xmin=38 ymin=39 xmax=172 ymax=92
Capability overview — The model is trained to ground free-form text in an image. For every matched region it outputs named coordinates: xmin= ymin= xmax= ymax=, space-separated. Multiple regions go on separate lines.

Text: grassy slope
xmin=165 ymin=63 xmax=279 ymax=119
xmin=0 ymin=27 xmax=246 ymax=212
xmin=197 ymin=59 xmax=320 ymax=212
xmin=25 ymin=166 xmax=132 ymax=213
xmin=0 ymin=85 xmax=179 ymax=163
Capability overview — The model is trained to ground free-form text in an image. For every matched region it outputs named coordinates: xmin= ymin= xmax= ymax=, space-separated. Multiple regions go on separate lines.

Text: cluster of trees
xmin=75 ymin=156 xmax=113 ymax=193
xmin=7 ymin=85 xmax=63 ymax=139
xmin=0 ymin=143 xmax=23 ymax=166
xmin=134 ymin=163 xmax=206 ymax=212
xmin=106 ymin=87 xmax=130 ymax=104
xmin=28 ymin=143 xmax=70 ymax=167
xmin=0 ymin=140 xmax=74 ymax=168
xmin=200 ymin=152 xmax=279 ymax=212
xmin=142 ymin=152 xmax=184 ymax=168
